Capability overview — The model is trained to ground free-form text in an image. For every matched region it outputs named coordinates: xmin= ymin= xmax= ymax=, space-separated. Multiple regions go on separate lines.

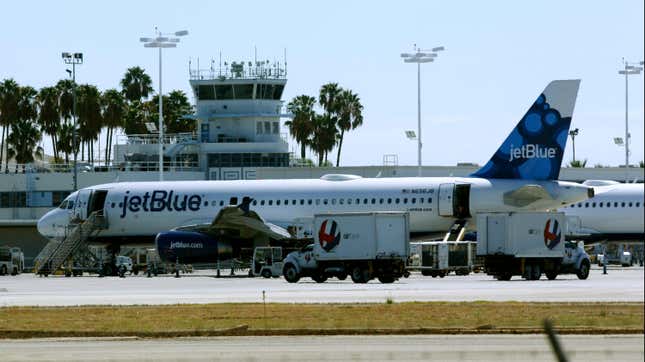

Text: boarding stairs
xmin=442 ymin=219 xmax=469 ymax=242
xmin=34 ymin=212 xmax=107 ymax=276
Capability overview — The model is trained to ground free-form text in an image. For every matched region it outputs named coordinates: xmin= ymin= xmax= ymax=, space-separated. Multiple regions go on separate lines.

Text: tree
xmin=310 ymin=114 xmax=338 ymax=166
xmin=76 ymin=84 xmax=103 ymax=164
xmin=37 ymin=86 xmax=60 ymax=160
xmin=123 ymin=100 xmax=152 ymax=135
xmin=0 ymin=79 xmax=20 ymax=171
xmin=319 ymin=82 xmax=342 ymax=116
xmin=56 ymin=79 xmax=75 ymax=122
xmin=5 ymin=119 xmax=43 ymax=171
xmin=286 ymin=95 xmax=316 ymax=159
xmin=149 ymin=90 xmax=194 ymax=134
xmin=101 ymin=89 xmax=126 ymax=165
xmin=334 ymin=89 xmax=363 ymax=167
xmin=569 ymin=159 xmax=587 ymax=168
xmin=56 ymin=122 xmax=77 ymax=164
xmin=121 ymin=66 xmax=153 ymax=103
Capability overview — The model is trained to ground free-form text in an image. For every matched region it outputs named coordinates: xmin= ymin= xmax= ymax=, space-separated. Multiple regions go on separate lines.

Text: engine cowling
xmin=155 ymin=231 xmax=232 ymax=264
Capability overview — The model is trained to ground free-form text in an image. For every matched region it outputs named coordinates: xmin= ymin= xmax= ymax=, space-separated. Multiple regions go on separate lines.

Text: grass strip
xmin=0 ymin=302 xmax=642 ymax=339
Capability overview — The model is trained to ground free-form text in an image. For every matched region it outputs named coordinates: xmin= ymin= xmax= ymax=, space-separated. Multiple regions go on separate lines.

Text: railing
xmin=117 ymin=132 xmax=197 ymax=145
xmin=189 ymin=62 xmax=287 ymax=81
xmin=0 ymin=160 xmax=201 ymax=174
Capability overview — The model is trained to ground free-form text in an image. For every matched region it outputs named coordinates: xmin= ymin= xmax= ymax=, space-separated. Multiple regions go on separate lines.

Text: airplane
xmin=37 ymin=79 xmax=593 ymax=264
xmin=562 ymin=180 xmax=644 ymax=242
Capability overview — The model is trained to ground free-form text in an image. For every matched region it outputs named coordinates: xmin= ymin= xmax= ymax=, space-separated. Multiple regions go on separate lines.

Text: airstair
xmin=34 ymin=212 xmax=107 ymax=276
xmin=442 ymin=219 xmax=469 ymax=242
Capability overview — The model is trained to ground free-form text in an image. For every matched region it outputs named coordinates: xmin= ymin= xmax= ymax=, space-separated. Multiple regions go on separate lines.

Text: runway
xmin=0 ymin=335 xmax=642 ymax=361
xmin=1 ymin=266 xmax=642 ymax=306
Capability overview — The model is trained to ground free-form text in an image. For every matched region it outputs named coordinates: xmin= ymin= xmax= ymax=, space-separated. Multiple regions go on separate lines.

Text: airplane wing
xmin=503 ymin=184 xmax=554 ymax=207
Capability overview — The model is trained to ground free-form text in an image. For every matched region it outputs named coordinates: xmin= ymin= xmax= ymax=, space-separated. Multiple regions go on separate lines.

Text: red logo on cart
xmin=544 ymin=218 xmax=561 ymax=250
xmin=318 ymin=219 xmax=340 ymax=252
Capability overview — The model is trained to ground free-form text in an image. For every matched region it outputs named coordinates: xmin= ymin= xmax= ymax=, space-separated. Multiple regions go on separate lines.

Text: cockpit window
xmin=58 ymin=200 xmax=68 ymax=209
xmin=67 ymin=200 xmax=75 ymax=209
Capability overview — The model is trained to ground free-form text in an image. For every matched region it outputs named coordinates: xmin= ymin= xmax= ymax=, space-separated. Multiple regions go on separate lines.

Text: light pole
xmin=140 ymin=28 xmax=188 ymax=181
xmin=401 ymin=45 xmax=444 ymax=177
xmin=568 ymin=128 xmax=579 ymax=163
xmin=618 ymin=59 xmax=643 ymax=181
xmin=62 ymin=52 xmax=83 ymax=191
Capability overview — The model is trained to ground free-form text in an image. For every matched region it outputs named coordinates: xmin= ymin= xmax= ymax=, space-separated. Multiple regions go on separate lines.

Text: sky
xmin=1 ymin=0 xmax=643 ymax=167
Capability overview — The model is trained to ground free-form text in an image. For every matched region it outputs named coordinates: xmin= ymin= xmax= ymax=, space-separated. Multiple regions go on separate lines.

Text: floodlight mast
xmin=618 ymin=58 xmax=643 ymax=181
xmin=140 ymin=27 xmax=188 ymax=181
xmin=400 ymin=44 xmax=444 ymax=176
xmin=61 ymin=52 xmax=83 ymax=191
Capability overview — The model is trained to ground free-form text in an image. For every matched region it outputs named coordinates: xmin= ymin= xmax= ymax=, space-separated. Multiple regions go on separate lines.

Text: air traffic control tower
xmin=114 ymin=57 xmax=292 ymax=180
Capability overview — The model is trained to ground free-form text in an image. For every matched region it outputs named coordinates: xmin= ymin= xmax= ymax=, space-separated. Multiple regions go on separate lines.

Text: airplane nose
xmin=37 ymin=212 xmax=53 ymax=237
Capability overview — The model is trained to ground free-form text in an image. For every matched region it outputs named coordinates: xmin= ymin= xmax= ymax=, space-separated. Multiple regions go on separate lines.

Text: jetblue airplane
xmin=37 ymin=80 xmax=593 ymax=260
xmin=562 ymin=180 xmax=644 ymax=241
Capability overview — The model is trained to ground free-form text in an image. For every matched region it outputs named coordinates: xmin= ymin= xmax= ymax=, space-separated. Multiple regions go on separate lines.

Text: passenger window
xmin=220 ymin=201 xmax=224 ymax=206
xmin=268 ymin=200 xmax=273 ymax=206
xmin=323 ymin=199 xmax=328 ymax=205
xmin=585 ymin=203 xmax=589 ymax=208
xmin=404 ymin=198 xmax=408 ymax=204
xmin=276 ymin=200 xmax=281 ymax=206
xmin=637 ymin=202 xmax=641 ymax=207
xmin=428 ymin=198 xmax=432 ymax=203
xmin=252 ymin=200 xmax=257 ymax=206
xmin=614 ymin=202 xmax=618 ymax=207
xmin=628 ymin=202 xmax=633 ymax=207
xmin=621 ymin=202 xmax=625 ymax=207
xmin=110 ymin=202 xmax=115 ymax=208
xmin=260 ymin=200 xmax=265 ymax=205
xmin=347 ymin=198 xmax=352 ymax=205
xmin=592 ymin=202 xmax=596 ymax=208
xmin=412 ymin=198 xmax=416 ymax=204
xmin=204 ymin=201 xmax=209 ymax=206
xmin=300 ymin=199 xmax=304 ymax=205
xmin=379 ymin=198 xmax=384 ymax=204
xmin=387 ymin=198 xmax=392 ymax=204
xmin=395 ymin=198 xmax=400 ymax=204
xmin=308 ymin=199 xmax=312 ymax=205
xmin=371 ymin=198 xmax=376 ymax=204
xmin=230 ymin=197 xmax=238 ymax=205
xmin=68 ymin=201 xmax=75 ymax=209
xmin=331 ymin=199 xmax=336 ymax=205
xmin=420 ymin=198 xmax=424 ymax=203
xmin=363 ymin=198 xmax=368 ymax=204
xmin=355 ymin=198 xmax=360 ymax=204
xmin=292 ymin=199 xmax=297 ymax=205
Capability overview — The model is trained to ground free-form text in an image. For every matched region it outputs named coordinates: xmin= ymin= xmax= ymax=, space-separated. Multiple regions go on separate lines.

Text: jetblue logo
xmin=120 ymin=190 xmax=202 ymax=218
xmin=508 ymin=144 xmax=557 ymax=162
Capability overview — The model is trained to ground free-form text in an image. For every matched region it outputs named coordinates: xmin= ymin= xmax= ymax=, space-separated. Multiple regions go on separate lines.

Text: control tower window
xmin=215 ymin=85 xmax=234 ymax=100
xmin=272 ymin=122 xmax=279 ymax=134
xmin=271 ymin=84 xmax=284 ymax=100
xmin=233 ymin=84 xmax=254 ymax=99
xmin=257 ymin=84 xmax=285 ymax=100
xmin=198 ymin=85 xmax=215 ymax=100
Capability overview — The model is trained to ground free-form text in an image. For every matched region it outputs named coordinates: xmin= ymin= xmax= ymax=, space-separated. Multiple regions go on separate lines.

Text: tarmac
xmin=0 ymin=335 xmax=643 ymax=361
xmin=0 ymin=266 xmax=642 ymax=306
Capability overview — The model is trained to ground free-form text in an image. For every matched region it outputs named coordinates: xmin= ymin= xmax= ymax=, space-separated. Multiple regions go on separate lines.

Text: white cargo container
xmin=409 ymin=241 xmax=474 ymax=277
xmin=283 ymin=212 xmax=409 ymax=284
xmin=477 ymin=212 xmax=579 ymax=281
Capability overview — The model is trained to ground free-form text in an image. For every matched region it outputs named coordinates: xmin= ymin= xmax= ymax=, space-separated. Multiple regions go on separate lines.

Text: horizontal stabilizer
xmin=503 ymin=184 xmax=554 ymax=207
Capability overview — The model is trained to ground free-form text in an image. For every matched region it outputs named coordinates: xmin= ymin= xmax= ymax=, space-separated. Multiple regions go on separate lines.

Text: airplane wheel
xmin=283 ymin=264 xmax=300 ymax=283
xmin=576 ymin=260 xmax=590 ymax=280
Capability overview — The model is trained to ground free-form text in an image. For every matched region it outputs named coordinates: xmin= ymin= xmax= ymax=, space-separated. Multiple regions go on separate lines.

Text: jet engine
xmin=155 ymin=231 xmax=232 ymax=264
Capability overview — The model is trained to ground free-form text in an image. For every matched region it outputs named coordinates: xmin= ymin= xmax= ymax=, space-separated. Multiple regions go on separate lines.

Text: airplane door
xmin=438 ymin=183 xmax=455 ymax=217
xmin=73 ymin=189 xmax=92 ymax=221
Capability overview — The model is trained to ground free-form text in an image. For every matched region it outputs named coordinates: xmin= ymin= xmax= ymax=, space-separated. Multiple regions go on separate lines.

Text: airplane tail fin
xmin=471 ymin=79 xmax=581 ymax=180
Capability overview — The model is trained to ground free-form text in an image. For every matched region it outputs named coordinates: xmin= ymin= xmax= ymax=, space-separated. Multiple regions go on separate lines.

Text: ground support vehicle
xmin=477 ymin=212 xmax=590 ymax=281
xmin=282 ymin=212 xmax=409 ymax=284
xmin=252 ymin=246 xmax=283 ymax=278
xmin=596 ymin=244 xmax=633 ymax=267
xmin=0 ymin=247 xmax=25 ymax=276
xmin=409 ymin=241 xmax=475 ymax=277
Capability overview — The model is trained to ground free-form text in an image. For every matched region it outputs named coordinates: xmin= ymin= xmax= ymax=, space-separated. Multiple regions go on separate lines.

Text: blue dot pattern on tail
xmin=472 ymin=93 xmax=571 ymax=180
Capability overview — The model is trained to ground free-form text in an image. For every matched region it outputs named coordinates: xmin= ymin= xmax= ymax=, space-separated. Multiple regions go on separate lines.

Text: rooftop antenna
xmin=254 ymin=45 xmax=257 ymax=64
xmin=219 ymin=51 xmax=222 ymax=77
xmin=284 ymin=48 xmax=287 ymax=76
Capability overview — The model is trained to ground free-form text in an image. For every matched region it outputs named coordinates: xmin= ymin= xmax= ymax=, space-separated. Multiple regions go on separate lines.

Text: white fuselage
xmin=37 ymin=176 xmax=591 ymax=244
xmin=561 ymin=183 xmax=644 ymax=238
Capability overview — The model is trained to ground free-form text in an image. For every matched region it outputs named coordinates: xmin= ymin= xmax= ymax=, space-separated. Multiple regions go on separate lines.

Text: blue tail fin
xmin=472 ymin=79 xmax=581 ymax=180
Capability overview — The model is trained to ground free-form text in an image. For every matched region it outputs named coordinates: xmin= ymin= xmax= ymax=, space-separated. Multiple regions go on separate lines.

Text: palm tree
xmin=286 ymin=95 xmax=316 ymax=159
xmin=101 ymin=89 xmax=126 ymax=165
xmin=569 ymin=159 xmax=587 ymax=168
xmin=310 ymin=114 xmax=338 ymax=166
xmin=37 ymin=86 xmax=60 ymax=160
xmin=56 ymin=79 xmax=75 ymax=121
xmin=334 ymin=90 xmax=363 ymax=167
xmin=0 ymin=79 xmax=20 ymax=171
xmin=121 ymin=66 xmax=153 ymax=103
xmin=57 ymin=122 xmax=76 ymax=164
xmin=149 ymin=90 xmax=194 ymax=134
xmin=319 ymin=82 xmax=342 ymax=115
xmin=76 ymin=84 xmax=103 ymax=164
xmin=5 ymin=119 xmax=43 ymax=172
